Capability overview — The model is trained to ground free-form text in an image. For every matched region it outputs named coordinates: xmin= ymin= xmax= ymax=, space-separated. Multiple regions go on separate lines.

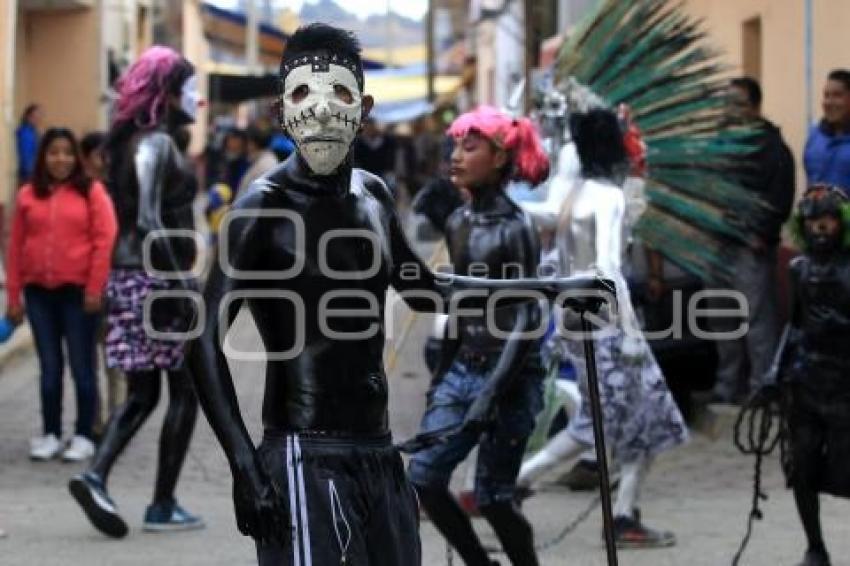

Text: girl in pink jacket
xmin=5 ymin=127 xmax=117 ymax=462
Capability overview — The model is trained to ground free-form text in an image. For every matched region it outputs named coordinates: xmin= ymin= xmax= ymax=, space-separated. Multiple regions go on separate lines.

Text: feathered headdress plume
xmin=555 ymin=0 xmax=772 ymax=281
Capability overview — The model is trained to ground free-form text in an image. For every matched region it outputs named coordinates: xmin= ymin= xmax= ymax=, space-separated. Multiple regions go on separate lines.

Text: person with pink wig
xmin=408 ymin=106 xmax=550 ymax=566
xmin=68 ymin=45 xmax=205 ymax=539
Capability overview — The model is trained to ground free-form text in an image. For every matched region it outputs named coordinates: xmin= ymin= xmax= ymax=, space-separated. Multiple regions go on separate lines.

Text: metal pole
xmin=580 ymin=313 xmax=619 ymax=566
xmin=426 ymin=0 xmax=435 ymax=102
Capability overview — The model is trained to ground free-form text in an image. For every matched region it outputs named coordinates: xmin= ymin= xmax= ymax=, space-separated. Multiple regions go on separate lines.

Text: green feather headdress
xmin=553 ymin=0 xmax=772 ymax=282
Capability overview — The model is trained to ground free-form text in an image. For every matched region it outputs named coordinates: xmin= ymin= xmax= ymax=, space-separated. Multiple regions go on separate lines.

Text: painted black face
xmin=799 ymin=187 xmax=848 ymax=254
xmin=804 ymin=214 xmax=843 ymax=254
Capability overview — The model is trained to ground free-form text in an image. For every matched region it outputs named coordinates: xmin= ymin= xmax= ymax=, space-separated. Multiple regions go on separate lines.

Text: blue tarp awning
xmin=370 ymin=99 xmax=434 ymax=124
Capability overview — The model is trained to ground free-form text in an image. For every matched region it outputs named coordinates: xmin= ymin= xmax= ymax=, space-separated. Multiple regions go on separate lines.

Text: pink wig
xmin=447 ymin=106 xmax=550 ymax=185
xmin=112 ymin=46 xmax=194 ymax=129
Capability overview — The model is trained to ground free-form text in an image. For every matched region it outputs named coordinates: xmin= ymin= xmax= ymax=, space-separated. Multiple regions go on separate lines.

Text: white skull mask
xmin=179 ymin=75 xmax=201 ymax=123
xmin=281 ymin=62 xmax=363 ymax=175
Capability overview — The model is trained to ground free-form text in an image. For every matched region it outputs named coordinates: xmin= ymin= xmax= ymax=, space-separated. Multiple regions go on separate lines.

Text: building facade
xmin=1 ymin=0 xmax=155 ymax=219
xmin=683 ymin=0 xmax=850 ymax=193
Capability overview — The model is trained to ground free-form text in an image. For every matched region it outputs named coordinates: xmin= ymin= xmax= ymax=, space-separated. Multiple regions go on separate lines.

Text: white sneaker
xmin=62 ymin=436 xmax=95 ymax=462
xmin=29 ymin=434 xmax=63 ymax=461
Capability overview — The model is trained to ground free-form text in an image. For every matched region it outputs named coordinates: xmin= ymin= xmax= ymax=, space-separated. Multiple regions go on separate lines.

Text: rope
xmin=485 ymin=477 xmax=620 ymax=557
xmin=730 ymin=391 xmax=787 ymax=566
xmin=534 ymin=490 xmax=604 ymax=552
xmin=445 ymin=494 xmax=604 ymax=566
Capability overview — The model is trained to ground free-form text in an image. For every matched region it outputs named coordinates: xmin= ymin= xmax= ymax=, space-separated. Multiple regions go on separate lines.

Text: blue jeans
xmin=408 ymin=361 xmax=544 ymax=506
xmin=25 ymin=285 xmax=99 ymax=439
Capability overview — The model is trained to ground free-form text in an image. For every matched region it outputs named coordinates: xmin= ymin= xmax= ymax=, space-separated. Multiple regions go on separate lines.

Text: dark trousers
xmin=255 ymin=432 xmax=421 ymax=566
xmin=25 ymin=285 xmax=100 ymax=439
xmin=711 ymin=246 xmax=781 ymax=399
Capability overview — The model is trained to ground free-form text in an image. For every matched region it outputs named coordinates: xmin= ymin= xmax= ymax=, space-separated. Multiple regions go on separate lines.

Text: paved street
xmin=1 ymin=281 xmax=849 ymax=565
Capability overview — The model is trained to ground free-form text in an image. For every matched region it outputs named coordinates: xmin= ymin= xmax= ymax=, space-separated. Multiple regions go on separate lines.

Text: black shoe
xmin=556 ymin=460 xmax=600 ymax=491
xmin=68 ymin=472 xmax=128 ymax=538
xmin=611 ymin=513 xmax=675 ymax=549
xmin=143 ymin=500 xmax=204 ymax=533
xmin=798 ymin=547 xmax=831 ymax=566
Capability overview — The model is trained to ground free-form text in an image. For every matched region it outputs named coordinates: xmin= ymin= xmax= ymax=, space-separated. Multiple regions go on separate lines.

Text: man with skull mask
xmin=188 ymin=24 xmax=603 ymax=565
xmin=191 ymin=26 xmax=424 ymax=564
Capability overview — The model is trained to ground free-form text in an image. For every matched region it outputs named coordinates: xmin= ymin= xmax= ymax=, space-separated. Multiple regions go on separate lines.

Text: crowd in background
xmin=4 ymin=67 xmax=850 ymax=470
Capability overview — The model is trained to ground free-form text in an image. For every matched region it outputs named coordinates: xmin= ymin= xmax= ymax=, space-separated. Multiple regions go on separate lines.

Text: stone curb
xmin=0 ymin=324 xmax=33 ymax=372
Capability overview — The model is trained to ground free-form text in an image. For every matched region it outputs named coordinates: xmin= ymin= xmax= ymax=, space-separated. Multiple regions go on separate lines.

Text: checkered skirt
xmin=104 ymin=269 xmax=187 ymax=372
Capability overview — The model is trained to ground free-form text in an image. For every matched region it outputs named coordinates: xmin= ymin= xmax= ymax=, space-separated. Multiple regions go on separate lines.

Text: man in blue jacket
xmin=805 ymin=70 xmax=850 ymax=195
xmin=15 ymin=104 xmax=41 ymax=185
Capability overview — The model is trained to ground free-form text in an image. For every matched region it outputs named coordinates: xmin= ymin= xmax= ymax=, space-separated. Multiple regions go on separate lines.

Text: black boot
xmin=798 ymin=547 xmax=831 ymax=566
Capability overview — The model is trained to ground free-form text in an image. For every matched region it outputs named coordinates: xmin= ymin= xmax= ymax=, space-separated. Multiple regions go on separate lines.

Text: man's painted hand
xmin=232 ymin=454 xmax=290 ymax=546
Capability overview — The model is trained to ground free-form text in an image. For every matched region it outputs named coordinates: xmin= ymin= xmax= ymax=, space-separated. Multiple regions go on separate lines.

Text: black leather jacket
xmin=789 ymin=253 xmax=850 ymax=375
xmin=110 ymin=129 xmax=197 ymax=273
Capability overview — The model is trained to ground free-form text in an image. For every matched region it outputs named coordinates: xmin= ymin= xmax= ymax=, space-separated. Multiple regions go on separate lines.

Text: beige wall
xmin=182 ymin=0 xmax=208 ymax=157
xmin=1 ymin=0 xmax=17 ymax=210
xmin=16 ymin=6 xmax=102 ymax=136
xmin=811 ymin=0 xmax=850 ymax=122
xmin=683 ymin=0 xmax=850 ymax=194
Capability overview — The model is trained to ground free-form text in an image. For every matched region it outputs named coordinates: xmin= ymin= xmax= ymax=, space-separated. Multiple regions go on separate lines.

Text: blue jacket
xmin=15 ymin=123 xmax=38 ymax=183
xmin=804 ymin=122 xmax=850 ymax=194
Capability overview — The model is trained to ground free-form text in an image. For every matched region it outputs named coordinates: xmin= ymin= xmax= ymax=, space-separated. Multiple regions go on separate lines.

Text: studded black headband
xmin=279 ymin=50 xmax=364 ymax=92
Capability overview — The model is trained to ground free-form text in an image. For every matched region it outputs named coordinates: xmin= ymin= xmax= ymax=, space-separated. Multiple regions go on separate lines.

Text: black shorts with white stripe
xmin=256 ymin=431 xmax=421 ymax=566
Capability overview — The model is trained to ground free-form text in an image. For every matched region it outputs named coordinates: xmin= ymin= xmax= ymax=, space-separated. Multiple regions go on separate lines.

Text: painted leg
xmin=480 ymin=501 xmax=539 ymax=566
xmin=144 ymin=367 xmax=203 ymax=532
xmin=611 ymin=456 xmax=675 ymax=549
xmin=415 ymin=484 xmax=493 ymax=566
xmin=793 ymin=486 xmax=829 ymax=565
xmin=517 ymin=429 xmax=583 ymax=488
xmin=68 ymin=371 xmax=161 ymax=538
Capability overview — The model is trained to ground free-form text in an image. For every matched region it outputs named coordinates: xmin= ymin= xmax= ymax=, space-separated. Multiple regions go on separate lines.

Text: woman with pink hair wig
xmin=446 ymin=105 xmax=550 ymax=187
xmin=69 ymin=45 xmax=205 ymax=539
xmin=408 ymin=106 xmax=550 ymax=566
xmin=112 ymin=46 xmax=195 ymax=130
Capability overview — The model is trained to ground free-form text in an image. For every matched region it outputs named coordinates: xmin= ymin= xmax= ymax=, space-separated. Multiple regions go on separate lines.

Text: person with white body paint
xmin=516 ymin=108 xmax=688 ymax=549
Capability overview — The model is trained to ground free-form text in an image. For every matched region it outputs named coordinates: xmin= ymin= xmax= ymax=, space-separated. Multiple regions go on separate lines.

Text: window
xmin=742 ymin=16 xmax=762 ymax=81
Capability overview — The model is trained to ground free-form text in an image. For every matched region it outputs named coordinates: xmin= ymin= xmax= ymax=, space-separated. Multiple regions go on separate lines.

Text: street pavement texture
xmin=1 ymin=288 xmax=849 ymax=565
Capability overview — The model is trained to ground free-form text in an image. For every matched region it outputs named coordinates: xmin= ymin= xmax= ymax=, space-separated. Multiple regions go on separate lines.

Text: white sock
xmin=517 ymin=429 xmax=583 ymax=487
xmin=613 ymin=456 xmax=651 ymax=519
xmin=557 ymin=380 xmax=582 ymax=421
xmin=579 ymin=448 xmax=597 ymax=463
xmin=463 ymin=446 xmax=478 ymax=491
